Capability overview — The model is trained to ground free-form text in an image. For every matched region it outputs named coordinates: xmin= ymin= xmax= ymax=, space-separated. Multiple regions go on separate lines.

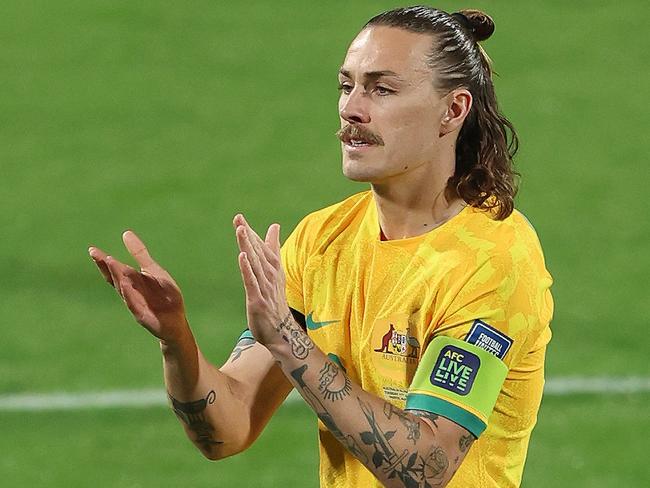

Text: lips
xmin=337 ymin=125 xmax=384 ymax=147
xmin=339 ymin=132 xmax=375 ymax=146
xmin=346 ymin=137 xmax=374 ymax=147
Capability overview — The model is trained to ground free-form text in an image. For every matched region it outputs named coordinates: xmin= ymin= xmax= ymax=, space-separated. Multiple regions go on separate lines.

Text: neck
xmin=371 ymin=159 xmax=465 ymax=241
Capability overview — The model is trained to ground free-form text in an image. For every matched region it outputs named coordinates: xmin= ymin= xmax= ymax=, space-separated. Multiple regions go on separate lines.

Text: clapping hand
xmin=233 ymin=214 xmax=292 ymax=347
xmin=88 ymin=231 xmax=188 ymax=343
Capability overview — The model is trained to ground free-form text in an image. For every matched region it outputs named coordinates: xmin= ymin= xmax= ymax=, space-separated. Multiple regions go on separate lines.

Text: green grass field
xmin=1 ymin=1 xmax=648 ymax=486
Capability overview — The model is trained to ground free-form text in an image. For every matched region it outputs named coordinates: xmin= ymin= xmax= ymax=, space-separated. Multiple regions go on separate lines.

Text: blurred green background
xmin=1 ymin=0 xmax=648 ymax=486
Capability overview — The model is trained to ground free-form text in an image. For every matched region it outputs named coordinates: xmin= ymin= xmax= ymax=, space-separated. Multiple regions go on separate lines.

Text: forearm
xmin=160 ymin=324 xmax=249 ymax=460
xmin=266 ymin=316 xmax=467 ymax=487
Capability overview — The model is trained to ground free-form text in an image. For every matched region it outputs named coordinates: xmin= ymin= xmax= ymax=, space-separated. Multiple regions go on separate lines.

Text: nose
xmin=339 ymin=88 xmax=371 ymax=125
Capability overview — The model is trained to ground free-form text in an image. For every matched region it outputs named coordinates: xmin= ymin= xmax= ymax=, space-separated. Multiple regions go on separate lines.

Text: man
xmin=89 ymin=6 xmax=552 ymax=487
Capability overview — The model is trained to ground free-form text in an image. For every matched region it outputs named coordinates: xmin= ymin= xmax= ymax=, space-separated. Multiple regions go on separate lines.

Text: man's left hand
xmin=233 ymin=214 xmax=292 ymax=347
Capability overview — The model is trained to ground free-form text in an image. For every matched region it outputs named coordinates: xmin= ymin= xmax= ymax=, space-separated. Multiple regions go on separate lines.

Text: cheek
xmin=385 ymin=112 xmax=440 ymax=156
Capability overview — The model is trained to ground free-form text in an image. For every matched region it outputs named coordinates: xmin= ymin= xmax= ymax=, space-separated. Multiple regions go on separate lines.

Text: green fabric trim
xmin=408 ymin=336 xmax=508 ymax=426
xmin=327 ymin=353 xmax=346 ymax=372
xmin=236 ymin=329 xmax=255 ymax=342
xmin=405 ymin=394 xmax=486 ymax=437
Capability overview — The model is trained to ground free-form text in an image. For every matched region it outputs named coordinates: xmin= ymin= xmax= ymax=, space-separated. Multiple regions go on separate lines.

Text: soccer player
xmin=89 ymin=6 xmax=553 ymax=487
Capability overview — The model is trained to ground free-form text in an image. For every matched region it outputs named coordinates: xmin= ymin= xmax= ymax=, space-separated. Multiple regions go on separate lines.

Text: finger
xmin=265 ymin=223 xmax=281 ymax=256
xmin=118 ymin=276 xmax=151 ymax=326
xmin=273 ymin=224 xmax=282 ymax=256
xmin=233 ymin=213 xmax=244 ymax=230
xmin=240 ymin=224 xmax=279 ymax=283
xmin=238 ymin=252 xmax=262 ymax=302
xmin=236 ymin=225 xmax=271 ymax=286
xmin=262 ymin=224 xmax=281 ymax=270
xmin=89 ymin=246 xmax=114 ymax=286
xmin=236 ymin=215 xmax=278 ymax=268
xmin=122 ymin=230 xmax=155 ymax=270
xmin=236 ymin=214 xmax=266 ymax=247
xmin=104 ymin=256 xmax=123 ymax=296
xmin=104 ymin=256 xmax=137 ymax=299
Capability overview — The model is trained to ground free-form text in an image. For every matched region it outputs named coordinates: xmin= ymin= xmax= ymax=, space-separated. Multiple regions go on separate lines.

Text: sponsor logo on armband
xmin=430 ymin=345 xmax=480 ymax=396
xmin=465 ymin=320 xmax=512 ymax=360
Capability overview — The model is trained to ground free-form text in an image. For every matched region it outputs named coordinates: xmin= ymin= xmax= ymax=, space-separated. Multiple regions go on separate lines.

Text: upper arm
xmin=404 ymin=247 xmax=552 ymax=443
xmin=406 ymin=334 xmax=508 ymax=438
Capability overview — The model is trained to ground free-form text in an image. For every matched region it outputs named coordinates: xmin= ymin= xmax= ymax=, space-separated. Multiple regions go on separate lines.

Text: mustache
xmin=335 ymin=125 xmax=384 ymax=146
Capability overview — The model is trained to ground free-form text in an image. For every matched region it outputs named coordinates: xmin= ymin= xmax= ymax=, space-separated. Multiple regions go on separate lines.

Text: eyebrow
xmin=338 ymin=68 xmax=404 ymax=82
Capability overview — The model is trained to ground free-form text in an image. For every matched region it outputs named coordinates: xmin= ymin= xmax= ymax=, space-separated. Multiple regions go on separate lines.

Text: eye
xmin=337 ymin=82 xmax=353 ymax=94
xmin=375 ymin=85 xmax=395 ymax=96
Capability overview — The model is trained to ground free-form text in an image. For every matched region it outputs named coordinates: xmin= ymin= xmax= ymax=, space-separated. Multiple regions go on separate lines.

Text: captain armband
xmin=405 ymin=336 xmax=508 ymax=438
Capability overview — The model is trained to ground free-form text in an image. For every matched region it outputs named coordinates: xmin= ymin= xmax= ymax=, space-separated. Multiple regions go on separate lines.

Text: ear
xmin=439 ymin=89 xmax=472 ymax=137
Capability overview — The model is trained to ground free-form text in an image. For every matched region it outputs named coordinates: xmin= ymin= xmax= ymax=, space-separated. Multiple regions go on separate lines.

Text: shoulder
xmin=285 ymin=190 xmax=372 ymax=255
xmin=434 ymin=209 xmax=554 ymax=355
xmin=298 ymin=190 xmax=371 ymax=229
xmin=436 ymin=207 xmax=553 ymax=312
xmin=460 ymin=207 xmax=550 ymax=272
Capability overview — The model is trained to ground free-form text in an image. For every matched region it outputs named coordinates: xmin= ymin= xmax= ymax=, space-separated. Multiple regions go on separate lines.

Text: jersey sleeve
xmin=405 ymin=248 xmax=553 ymax=438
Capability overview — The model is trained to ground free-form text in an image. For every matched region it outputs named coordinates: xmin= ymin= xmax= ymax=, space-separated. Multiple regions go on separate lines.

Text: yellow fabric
xmin=281 ymin=191 xmax=553 ymax=488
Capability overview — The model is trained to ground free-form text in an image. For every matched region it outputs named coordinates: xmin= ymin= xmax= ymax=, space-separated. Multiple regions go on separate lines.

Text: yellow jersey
xmin=281 ymin=191 xmax=553 ymax=488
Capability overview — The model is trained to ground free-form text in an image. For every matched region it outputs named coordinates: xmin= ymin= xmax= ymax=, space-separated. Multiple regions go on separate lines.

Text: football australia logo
xmin=374 ymin=323 xmax=420 ymax=358
xmin=371 ymin=315 xmax=421 ymax=384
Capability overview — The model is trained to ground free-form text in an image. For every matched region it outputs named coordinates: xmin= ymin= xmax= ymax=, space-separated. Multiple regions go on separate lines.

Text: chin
xmin=341 ymin=154 xmax=408 ymax=184
xmin=342 ymin=158 xmax=377 ymax=183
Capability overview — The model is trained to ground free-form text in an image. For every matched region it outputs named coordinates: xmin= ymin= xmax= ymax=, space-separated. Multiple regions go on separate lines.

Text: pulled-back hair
xmin=366 ymin=6 xmax=519 ymax=220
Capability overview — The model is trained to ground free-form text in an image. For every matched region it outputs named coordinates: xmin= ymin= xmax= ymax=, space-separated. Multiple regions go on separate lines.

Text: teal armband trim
xmin=406 ymin=394 xmax=485 ymax=438
xmin=237 ymin=329 xmax=254 ymax=342
xmin=405 ymin=336 xmax=508 ymax=437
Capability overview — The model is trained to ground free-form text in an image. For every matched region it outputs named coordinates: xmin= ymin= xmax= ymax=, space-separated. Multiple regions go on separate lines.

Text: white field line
xmin=0 ymin=377 xmax=648 ymax=412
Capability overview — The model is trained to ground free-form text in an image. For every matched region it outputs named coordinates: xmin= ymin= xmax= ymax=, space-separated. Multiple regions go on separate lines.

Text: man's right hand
xmin=88 ymin=230 xmax=189 ymax=343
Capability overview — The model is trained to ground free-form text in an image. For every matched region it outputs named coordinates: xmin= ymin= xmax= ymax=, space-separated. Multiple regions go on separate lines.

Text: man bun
xmin=454 ymin=9 xmax=495 ymax=42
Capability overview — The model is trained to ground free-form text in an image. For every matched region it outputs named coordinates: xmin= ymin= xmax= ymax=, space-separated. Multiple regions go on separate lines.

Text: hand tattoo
xmin=275 ymin=313 xmax=315 ymax=359
xmin=169 ymin=390 xmax=223 ymax=452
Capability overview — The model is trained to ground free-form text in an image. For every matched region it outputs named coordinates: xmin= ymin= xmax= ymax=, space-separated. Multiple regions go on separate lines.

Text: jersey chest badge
xmin=370 ymin=314 xmax=421 ymax=386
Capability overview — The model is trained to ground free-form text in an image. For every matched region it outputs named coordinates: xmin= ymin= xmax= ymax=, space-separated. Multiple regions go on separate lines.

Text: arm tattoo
xmin=408 ymin=409 xmax=440 ymax=428
xmin=419 ymin=447 xmax=450 ymax=487
xmin=318 ymin=362 xmax=352 ymax=401
xmin=228 ymin=337 xmax=256 ymax=363
xmin=384 ymin=402 xmax=421 ymax=445
xmin=359 ymin=398 xmax=449 ymax=487
xmin=274 ymin=313 xmax=314 ymax=359
xmin=459 ymin=433 xmax=474 ymax=453
xmin=169 ymin=390 xmax=223 ymax=452
xmin=290 ymin=365 xmax=368 ymax=464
